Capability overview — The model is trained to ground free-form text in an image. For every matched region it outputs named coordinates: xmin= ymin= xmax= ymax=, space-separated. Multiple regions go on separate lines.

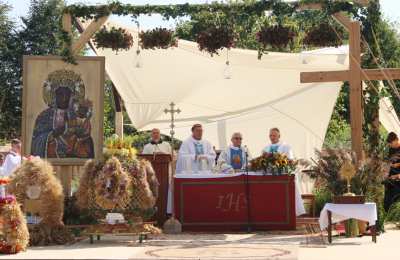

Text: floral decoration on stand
xmin=250 ymin=153 xmax=296 ymax=175
xmin=139 ymin=28 xmax=178 ymax=50
xmin=94 ymin=157 xmax=132 ymax=210
xmin=7 ymin=158 xmax=74 ymax=246
xmin=196 ymin=25 xmax=236 ymax=56
xmin=93 ymin=26 xmax=134 ymax=53
xmin=303 ymin=22 xmax=344 ymax=48
xmin=76 ymin=136 xmax=159 ymax=222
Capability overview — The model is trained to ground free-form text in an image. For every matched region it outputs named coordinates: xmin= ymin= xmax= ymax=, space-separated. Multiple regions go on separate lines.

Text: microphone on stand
xmin=243 ymin=145 xmax=252 ymax=233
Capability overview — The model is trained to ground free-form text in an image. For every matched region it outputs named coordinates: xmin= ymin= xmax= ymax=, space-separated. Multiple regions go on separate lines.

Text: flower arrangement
xmin=0 ymin=195 xmax=29 ymax=254
xmin=196 ymin=26 xmax=236 ymax=56
xmin=139 ymin=28 xmax=178 ymax=50
xmin=93 ymin=26 xmax=134 ymax=53
xmin=256 ymin=25 xmax=296 ymax=49
xmin=303 ymin=23 xmax=343 ymax=48
xmin=250 ymin=152 xmax=296 ymax=174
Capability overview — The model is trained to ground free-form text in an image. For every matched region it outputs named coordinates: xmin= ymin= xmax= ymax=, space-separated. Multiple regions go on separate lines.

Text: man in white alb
xmin=176 ymin=124 xmax=216 ymax=174
xmin=262 ymin=128 xmax=294 ymax=159
xmin=262 ymin=128 xmax=305 ymax=216
xmin=218 ymin=132 xmax=251 ymax=171
xmin=2 ymin=139 xmax=22 ymax=177
xmin=142 ymin=128 xmax=172 ymax=155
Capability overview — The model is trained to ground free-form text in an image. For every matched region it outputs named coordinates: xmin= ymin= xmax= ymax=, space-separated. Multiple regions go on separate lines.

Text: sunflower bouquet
xmin=250 ymin=152 xmax=296 ymax=175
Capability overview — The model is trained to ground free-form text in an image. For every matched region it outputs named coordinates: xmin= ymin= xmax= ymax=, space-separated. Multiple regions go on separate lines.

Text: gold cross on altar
xmin=300 ymin=18 xmax=400 ymax=161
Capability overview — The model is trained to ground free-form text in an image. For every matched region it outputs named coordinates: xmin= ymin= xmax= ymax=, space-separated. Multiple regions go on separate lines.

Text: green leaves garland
xmin=60 ymin=0 xmax=365 ymax=63
xmin=94 ymin=26 xmax=134 ymax=53
xmin=62 ymin=1 xmax=362 ymax=21
xmin=139 ymin=28 xmax=178 ymax=50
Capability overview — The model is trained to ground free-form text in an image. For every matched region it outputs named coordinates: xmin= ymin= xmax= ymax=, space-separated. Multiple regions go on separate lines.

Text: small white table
xmin=319 ymin=203 xmax=378 ymax=243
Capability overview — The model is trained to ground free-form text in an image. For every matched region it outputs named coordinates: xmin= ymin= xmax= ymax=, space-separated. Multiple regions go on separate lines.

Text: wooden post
xmin=115 ymin=112 xmax=124 ymax=137
xmin=112 ymin=84 xmax=124 ymax=137
xmin=62 ymin=13 xmax=72 ymax=50
xmin=349 ymin=21 xmax=363 ymax=161
xmin=54 ymin=165 xmax=73 ymax=197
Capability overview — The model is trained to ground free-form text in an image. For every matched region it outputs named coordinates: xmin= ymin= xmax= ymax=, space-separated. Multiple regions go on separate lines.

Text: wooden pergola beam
xmin=301 ymin=68 xmax=400 ymax=83
xmin=301 ymin=70 xmax=349 ymax=83
xmin=71 ymin=16 xmax=109 ymax=55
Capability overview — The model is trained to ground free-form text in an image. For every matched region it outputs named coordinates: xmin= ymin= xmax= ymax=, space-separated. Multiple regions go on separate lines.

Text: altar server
xmin=2 ymin=139 xmax=22 ymax=176
xmin=176 ymin=124 xmax=216 ymax=174
xmin=262 ymin=128 xmax=294 ymax=159
xmin=142 ymin=128 xmax=172 ymax=155
xmin=218 ymin=132 xmax=251 ymax=171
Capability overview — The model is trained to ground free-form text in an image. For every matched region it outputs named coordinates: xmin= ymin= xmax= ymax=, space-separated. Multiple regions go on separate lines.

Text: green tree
xmin=0 ymin=0 xmax=67 ymax=140
xmin=0 ymin=1 xmax=21 ymax=139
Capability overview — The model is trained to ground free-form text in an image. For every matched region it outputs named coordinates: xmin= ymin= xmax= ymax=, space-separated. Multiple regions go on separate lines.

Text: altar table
xmin=174 ymin=172 xmax=296 ymax=231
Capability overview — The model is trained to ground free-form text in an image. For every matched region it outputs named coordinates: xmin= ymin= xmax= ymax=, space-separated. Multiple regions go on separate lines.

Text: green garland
xmin=63 ymin=0 xmax=362 ymax=21
xmin=60 ymin=0 xmax=365 ymax=63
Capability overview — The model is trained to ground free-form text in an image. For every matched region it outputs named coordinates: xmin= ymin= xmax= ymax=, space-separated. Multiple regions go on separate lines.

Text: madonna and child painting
xmin=23 ymin=56 xmax=104 ymax=165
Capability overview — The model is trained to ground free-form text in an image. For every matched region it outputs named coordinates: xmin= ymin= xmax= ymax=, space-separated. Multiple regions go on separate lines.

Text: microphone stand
xmin=244 ymin=146 xmax=252 ymax=233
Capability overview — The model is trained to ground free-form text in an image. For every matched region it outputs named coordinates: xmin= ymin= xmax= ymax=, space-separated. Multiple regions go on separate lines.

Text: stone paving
xmin=1 ymin=229 xmax=399 ymax=259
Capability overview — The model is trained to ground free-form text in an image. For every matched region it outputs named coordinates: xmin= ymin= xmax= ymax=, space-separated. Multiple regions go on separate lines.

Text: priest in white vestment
xmin=262 ymin=128 xmax=305 ymax=216
xmin=2 ymin=139 xmax=22 ymax=177
xmin=176 ymin=124 xmax=216 ymax=174
xmin=142 ymin=128 xmax=172 ymax=155
xmin=218 ymin=132 xmax=251 ymax=171
xmin=262 ymin=128 xmax=294 ymax=159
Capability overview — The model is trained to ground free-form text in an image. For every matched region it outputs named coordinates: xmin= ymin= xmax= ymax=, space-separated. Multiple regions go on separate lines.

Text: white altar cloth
xmin=319 ymin=203 xmax=378 ymax=230
xmin=169 ymin=171 xmax=306 ymax=216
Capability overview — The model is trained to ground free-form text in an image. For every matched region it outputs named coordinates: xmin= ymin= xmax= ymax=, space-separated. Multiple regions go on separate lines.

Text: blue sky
xmin=5 ymin=0 xmax=400 ymax=29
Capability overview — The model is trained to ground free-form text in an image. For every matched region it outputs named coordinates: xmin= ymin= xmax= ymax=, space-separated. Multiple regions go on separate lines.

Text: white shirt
xmin=218 ymin=145 xmax=251 ymax=170
xmin=142 ymin=141 xmax=172 ymax=155
xmin=2 ymin=151 xmax=22 ymax=176
xmin=176 ymin=136 xmax=216 ymax=174
xmin=262 ymin=142 xmax=294 ymax=160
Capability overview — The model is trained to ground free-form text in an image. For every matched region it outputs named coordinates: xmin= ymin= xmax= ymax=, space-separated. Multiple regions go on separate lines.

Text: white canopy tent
xmin=90 ymin=21 xmax=400 ymax=160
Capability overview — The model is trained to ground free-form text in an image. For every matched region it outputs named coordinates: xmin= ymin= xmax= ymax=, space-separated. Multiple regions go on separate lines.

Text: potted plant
xmin=93 ymin=26 xmax=134 ymax=54
xmin=303 ymin=23 xmax=344 ymax=48
xmin=256 ymin=24 xmax=296 ymax=49
xmin=139 ymin=28 xmax=178 ymax=50
xmin=196 ymin=25 xmax=236 ymax=56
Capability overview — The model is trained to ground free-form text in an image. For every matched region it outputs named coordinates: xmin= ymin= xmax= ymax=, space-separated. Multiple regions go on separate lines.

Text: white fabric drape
xmin=88 ymin=20 xmax=400 ymax=161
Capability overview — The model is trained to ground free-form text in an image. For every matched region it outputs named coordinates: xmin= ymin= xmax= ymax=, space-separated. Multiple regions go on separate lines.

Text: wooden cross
xmin=300 ymin=14 xmax=400 ymax=161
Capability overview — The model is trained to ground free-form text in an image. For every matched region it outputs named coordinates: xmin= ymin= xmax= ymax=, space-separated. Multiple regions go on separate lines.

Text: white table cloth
xmin=168 ymin=171 xmax=306 ymax=216
xmin=319 ymin=202 xmax=378 ymax=230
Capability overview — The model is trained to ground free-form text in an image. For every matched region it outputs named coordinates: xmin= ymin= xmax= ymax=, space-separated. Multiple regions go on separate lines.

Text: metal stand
xmin=244 ymin=147 xmax=252 ymax=233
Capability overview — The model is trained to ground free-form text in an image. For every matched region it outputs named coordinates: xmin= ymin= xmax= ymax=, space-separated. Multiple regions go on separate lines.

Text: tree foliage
xmin=0 ymin=0 xmax=67 ymax=140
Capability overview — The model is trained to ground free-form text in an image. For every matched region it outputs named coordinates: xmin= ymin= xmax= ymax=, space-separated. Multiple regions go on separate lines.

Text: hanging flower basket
xmin=93 ymin=26 xmax=134 ymax=53
xmin=139 ymin=28 xmax=178 ymax=50
xmin=303 ymin=23 xmax=343 ymax=48
xmin=196 ymin=26 xmax=236 ymax=56
xmin=256 ymin=25 xmax=296 ymax=49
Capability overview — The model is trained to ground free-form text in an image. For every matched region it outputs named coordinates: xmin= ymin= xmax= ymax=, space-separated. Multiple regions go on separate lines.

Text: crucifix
xmin=300 ymin=11 xmax=400 ymax=162
xmin=164 ymin=102 xmax=181 ymax=147
xmin=163 ymin=102 xmax=182 ymax=233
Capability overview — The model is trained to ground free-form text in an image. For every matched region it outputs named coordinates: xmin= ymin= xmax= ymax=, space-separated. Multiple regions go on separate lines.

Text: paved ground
xmin=1 ymin=229 xmax=399 ymax=259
